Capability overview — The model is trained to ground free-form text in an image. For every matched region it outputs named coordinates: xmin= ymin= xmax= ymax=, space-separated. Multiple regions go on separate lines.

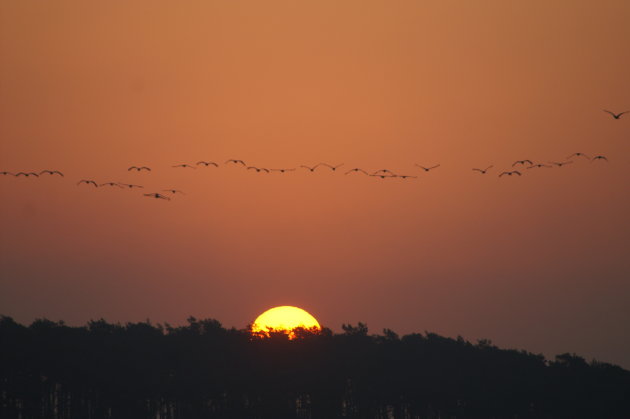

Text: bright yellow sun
xmin=251 ymin=306 xmax=321 ymax=338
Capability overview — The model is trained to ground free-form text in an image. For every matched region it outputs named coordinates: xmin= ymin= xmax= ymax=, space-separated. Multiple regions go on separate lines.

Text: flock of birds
xmin=0 ymin=153 xmax=611 ymax=201
xmin=1 ymin=110 xmax=625 ymax=201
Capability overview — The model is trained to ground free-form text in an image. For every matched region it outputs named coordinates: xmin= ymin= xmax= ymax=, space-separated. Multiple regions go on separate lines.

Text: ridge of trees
xmin=1 ymin=315 xmax=628 ymax=418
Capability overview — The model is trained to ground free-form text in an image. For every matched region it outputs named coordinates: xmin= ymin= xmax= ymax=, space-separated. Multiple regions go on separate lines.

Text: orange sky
xmin=1 ymin=0 xmax=629 ymax=367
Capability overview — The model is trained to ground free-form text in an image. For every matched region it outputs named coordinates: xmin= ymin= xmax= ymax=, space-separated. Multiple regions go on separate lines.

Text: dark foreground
xmin=1 ymin=316 xmax=628 ymax=419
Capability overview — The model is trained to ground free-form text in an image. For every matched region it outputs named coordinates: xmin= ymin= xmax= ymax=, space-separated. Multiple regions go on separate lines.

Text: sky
xmin=1 ymin=0 xmax=629 ymax=368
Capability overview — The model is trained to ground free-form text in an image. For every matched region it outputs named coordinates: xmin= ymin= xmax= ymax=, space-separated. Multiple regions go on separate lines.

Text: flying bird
xmin=591 ymin=155 xmax=608 ymax=162
xmin=567 ymin=152 xmax=590 ymax=160
xmin=144 ymin=193 xmax=171 ymax=201
xmin=14 ymin=172 xmax=39 ymax=177
xmin=271 ymin=168 xmax=296 ymax=173
xmin=370 ymin=174 xmax=397 ymax=179
xmin=320 ymin=163 xmax=344 ymax=171
xmin=373 ymin=169 xmax=395 ymax=175
xmin=163 ymin=189 xmax=185 ymax=194
xmin=549 ymin=161 xmax=573 ymax=167
xmin=512 ymin=160 xmax=533 ymax=167
xmin=415 ymin=164 xmax=440 ymax=172
xmin=118 ymin=183 xmax=143 ymax=189
xmin=128 ymin=166 xmax=151 ymax=171
xmin=77 ymin=180 xmax=98 ymax=187
xmin=603 ymin=110 xmax=628 ymax=119
xmin=527 ymin=164 xmax=552 ymax=169
xmin=39 ymin=170 xmax=64 ymax=177
xmin=172 ymin=164 xmax=195 ymax=169
xmin=345 ymin=168 xmax=369 ymax=176
xmin=499 ymin=171 xmax=522 ymax=177
xmin=300 ymin=164 xmax=322 ymax=172
xmin=196 ymin=161 xmax=219 ymax=167
xmin=396 ymin=175 xmax=418 ymax=179
xmin=472 ymin=166 xmax=494 ymax=174
xmin=225 ymin=159 xmax=246 ymax=166
xmin=99 ymin=182 xmax=123 ymax=188
xmin=247 ymin=166 xmax=269 ymax=173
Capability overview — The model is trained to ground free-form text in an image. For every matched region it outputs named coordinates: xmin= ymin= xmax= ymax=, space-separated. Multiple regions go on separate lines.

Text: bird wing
xmin=128 ymin=166 xmax=137 ymax=171
xmin=472 ymin=168 xmax=482 ymax=172
xmin=514 ymin=171 xmax=522 ymax=175
xmin=429 ymin=165 xmax=440 ymax=169
xmin=603 ymin=110 xmax=617 ymax=117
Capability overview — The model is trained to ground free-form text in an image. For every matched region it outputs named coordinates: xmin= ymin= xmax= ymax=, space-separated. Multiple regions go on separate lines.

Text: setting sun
xmin=251 ymin=306 xmax=321 ymax=338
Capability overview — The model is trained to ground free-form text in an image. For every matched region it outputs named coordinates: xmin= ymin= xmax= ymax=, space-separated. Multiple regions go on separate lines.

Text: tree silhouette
xmin=0 ymin=315 xmax=629 ymax=418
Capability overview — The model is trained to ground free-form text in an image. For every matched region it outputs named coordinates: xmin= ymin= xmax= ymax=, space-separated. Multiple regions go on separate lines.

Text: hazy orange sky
xmin=1 ymin=0 xmax=629 ymax=367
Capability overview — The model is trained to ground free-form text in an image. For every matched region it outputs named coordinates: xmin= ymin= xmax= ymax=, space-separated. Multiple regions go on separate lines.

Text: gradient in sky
xmin=1 ymin=0 xmax=629 ymax=367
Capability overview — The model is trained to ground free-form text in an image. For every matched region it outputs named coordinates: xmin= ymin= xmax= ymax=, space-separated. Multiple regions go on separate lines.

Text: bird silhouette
xmin=396 ymin=175 xmax=418 ymax=179
xmin=370 ymin=174 xmax=397 ymax=179
xmin=300 ymin=164 xmax=322 ymax=172
xmin=591 ymin=155 xmax=608 ymax=162
xmin=345 ymin=168 xmax=369 ymax=176
xmin=499 ymin=171 xmax=522 ymax=177
xmin=196 ymin=161 xmax=219 ymax=167
xmin=225 ymin=159 xmax=246 ymax=166
xmin=128 ymin=166 xmax=151 ymax=171
xmin=99 ymin=182 xmax=124 ymax=188
xmin=603 ymin=110 xmax=628 ymax=119
xmin=172 ymin=164 xmax=195 ymax=169
xmin=567 ymin=152 xmax=590 ymax=160
xmin=144 ymin=193 xmax=171 ymax=200
xmin=247 ymin=166 xmax=270 ymax=173
xmin=271 ymin=168 xmax=296 ymax=173
xmin=512 ymin=160 xmax=533 ymax=167
xmin=118 ymin=183 xmax=143 ymax=189
xmin=14 ymin=172 xmax=39 ymax=177
xmin=527 ymin=164 xmax=552 ymax=169
xmin=472 ymin=166 xmax=493 ymax=174
xmin=549 ymin=161 xmax=573 ymax=167
xmin=39 ymin=170 xmax=64 ymax=177
xmin=373 ymin=169 xmax=395 ymax=176
xmin=163 ymin=189 xmax=185 ymax=194
xmin=415 ymin=164 xmax=440 ymax=172
xmin=77 ymin=180 xmax=98 ymax=187
xmin=320 ymin=163 xmax=344 ymax=171
xmin=1 ymin=171 xmax=14 ymax=176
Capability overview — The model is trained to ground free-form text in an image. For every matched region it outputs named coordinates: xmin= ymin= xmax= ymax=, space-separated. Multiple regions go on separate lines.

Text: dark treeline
xmin=1 ymin=316 xmax=629 ymax=419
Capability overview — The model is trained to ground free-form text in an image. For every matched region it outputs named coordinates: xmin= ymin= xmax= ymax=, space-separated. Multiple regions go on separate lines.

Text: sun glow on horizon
xmin=251 ymin=306 xmax=321 ymax=338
